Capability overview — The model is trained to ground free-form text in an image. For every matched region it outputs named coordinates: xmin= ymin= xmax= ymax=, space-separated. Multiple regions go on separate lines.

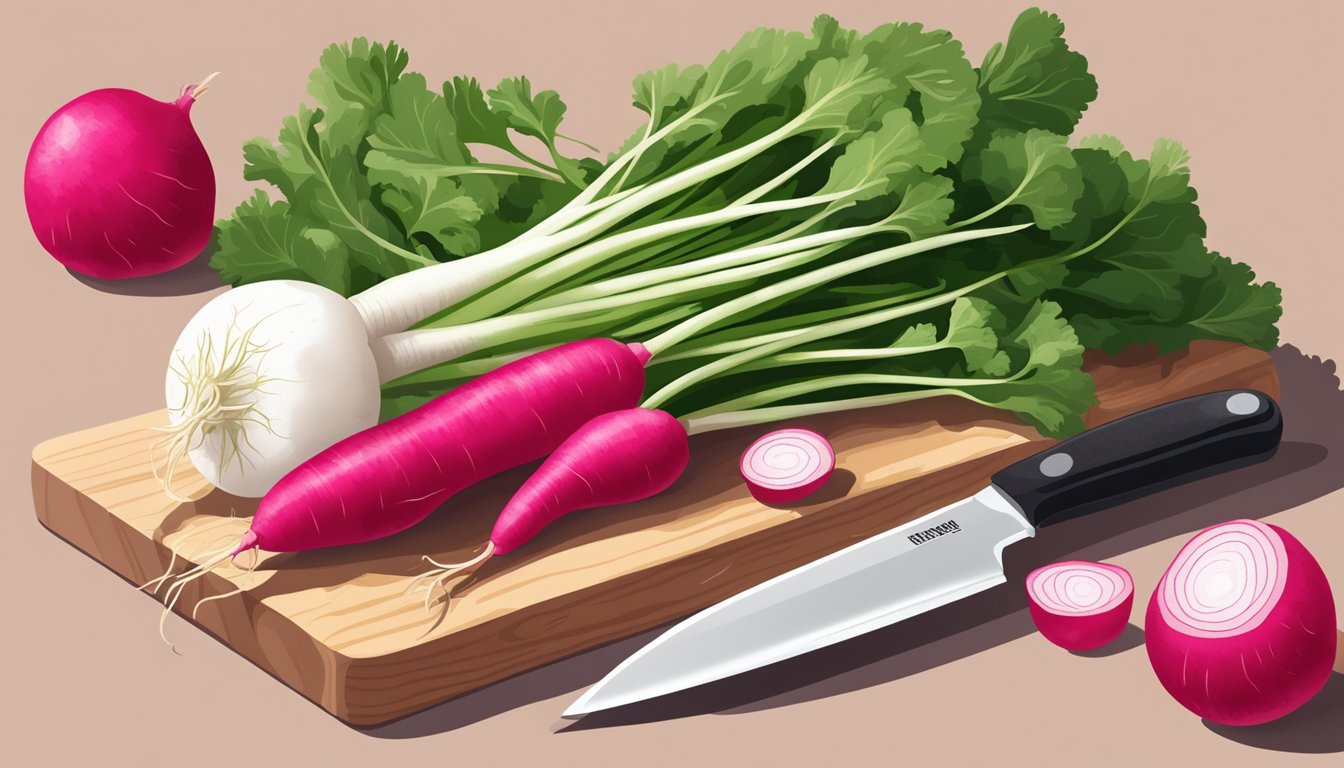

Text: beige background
xmin=2 ymin=0 xmax=1341 ymax=765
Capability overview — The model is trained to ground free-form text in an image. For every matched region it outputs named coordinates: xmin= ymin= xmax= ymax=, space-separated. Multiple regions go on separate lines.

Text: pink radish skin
xmin=1145 ymin=520 xmax=1336 ymax=726
xmin=490 ymin=408 xmax=690 ymax=554
xmin=739 ymin=428 xmax=835 ymax=505
xmin=25 ymin=83 xmax=216 ymax=279
xmin=1026 ymin=561 xmax=1134 ymax=651
xmin=233 ymin=339 xmax=651 ymax=556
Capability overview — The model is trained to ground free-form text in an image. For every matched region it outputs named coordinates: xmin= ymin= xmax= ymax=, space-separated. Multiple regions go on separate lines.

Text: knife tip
xmin=561 ymin=691 xmax=596 ymax=719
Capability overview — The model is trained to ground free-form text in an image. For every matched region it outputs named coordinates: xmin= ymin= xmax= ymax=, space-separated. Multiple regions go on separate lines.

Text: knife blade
xmin=564 ymin=389 xmax=1282 ymax=717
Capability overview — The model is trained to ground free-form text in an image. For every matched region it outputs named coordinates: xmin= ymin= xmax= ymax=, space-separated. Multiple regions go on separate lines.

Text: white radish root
xmin=162 ymin=281 xmax=381 ymax=498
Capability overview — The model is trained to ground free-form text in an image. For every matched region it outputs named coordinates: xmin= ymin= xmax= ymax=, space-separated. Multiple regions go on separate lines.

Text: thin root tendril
xmin=157 ymin=543 xmax=247 ymax=652
xmin=190 ymin=548 xmax=260 ymax=620
xmin=409 ymin=542 xmax=495 ymax=614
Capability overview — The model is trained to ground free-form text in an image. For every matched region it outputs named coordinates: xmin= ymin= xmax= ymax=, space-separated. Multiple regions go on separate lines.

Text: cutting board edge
xmin=31 ymin=459 xmax=358 ymax=719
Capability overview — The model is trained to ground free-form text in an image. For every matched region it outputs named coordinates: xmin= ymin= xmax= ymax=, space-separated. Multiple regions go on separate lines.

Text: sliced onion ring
xmin=740 ymin=428 xmax=835 ymax=505
xmin=1145 ymin=519 xmax=1336 ymax=726
xmin=1157 ymin=519 xmax=1285 ymax=637
xmin=1026 ymin=560 xmax=1134 ymax=651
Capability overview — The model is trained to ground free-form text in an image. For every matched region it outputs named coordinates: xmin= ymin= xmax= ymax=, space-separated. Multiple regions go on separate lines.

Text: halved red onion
xmin=1145 ymin=519 xmax=1336 ymax=726
xmin=1026 ymin=560 xmax=1134 ymax=651
xmin=740 ymin=428 xmax=835 ymax=505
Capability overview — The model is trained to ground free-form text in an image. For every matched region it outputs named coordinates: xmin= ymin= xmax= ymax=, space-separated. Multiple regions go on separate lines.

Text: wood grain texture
xmin=31 ymin=341 xmax=1280 ymax=725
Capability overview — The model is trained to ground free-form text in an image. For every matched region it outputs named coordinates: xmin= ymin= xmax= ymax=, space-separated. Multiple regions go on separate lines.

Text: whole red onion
xmin=24 ymin=75 xmax=217 ymax=279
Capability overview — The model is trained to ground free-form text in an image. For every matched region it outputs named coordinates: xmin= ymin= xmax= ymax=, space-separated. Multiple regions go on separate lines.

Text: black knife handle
xmin=991 ymin=389 xmax=1282 ymax=528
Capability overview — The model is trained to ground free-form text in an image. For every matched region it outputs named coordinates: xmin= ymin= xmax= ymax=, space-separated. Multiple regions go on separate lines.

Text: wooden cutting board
xmin=31 ymin=341 xmax=1278 ymax=726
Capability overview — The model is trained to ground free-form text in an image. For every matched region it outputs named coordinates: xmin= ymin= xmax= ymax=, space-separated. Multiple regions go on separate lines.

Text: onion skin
xmin=1145 ymin=522 xmax=1336 ymax=726
xmin=747 ymin=474 xmax=833 ymax=506
xmin=1026 ymin=561 xmax=1134 ymax=651
xmin=24 ymin=85 xmax=215 ymax=279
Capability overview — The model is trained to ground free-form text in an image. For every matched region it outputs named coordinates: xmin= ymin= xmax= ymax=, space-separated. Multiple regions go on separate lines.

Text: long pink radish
xmin=156 ymin=338 xmax=651 ymax=625
xmin=415 ymin=407 xmax=689 ymax=600
xmin=241 ymin=338 xmax=651 ymax=554
xmin=492 ymin=408 xmax=689 ymax=553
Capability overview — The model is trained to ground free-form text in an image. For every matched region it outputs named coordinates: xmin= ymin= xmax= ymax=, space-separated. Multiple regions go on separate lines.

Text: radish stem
xmin=682 ymin=388 xmax=956 ymax=434
xmin=349 ymin=72 xmax=881 ymax=337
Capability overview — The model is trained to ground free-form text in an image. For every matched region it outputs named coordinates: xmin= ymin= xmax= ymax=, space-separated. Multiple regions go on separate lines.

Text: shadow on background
xmin=1070 ymin=622 xmax=1145 ymax=658
xmin=363 ymin=346 xmax=1343 ymax=743
xmin=68 ymin=236 xmax=222 ymax=296
xmin=1204 ymin=673 xmax=1344 ymax=754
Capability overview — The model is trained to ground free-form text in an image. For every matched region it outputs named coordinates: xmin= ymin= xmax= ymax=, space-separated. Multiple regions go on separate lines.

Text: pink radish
xmin=413 ymin=407 xmax=689 ymax=601
xmin=739 ymin=428 xmax=835 ymax=505
xmin=25 ymin=75 xmax=218 ymax=279
xmin=156 ymin=339 xmax=651 ymax=618
xmin=1025 ymin=561 xmax=1134 ymax=651
xmin=491 ymin=409 xmax=689 ymax=554
xmin=1145 ymin=519 xmax=1335 ymax=726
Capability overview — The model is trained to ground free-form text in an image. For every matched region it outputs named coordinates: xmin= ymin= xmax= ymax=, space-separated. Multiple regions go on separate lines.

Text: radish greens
xmin=204 ymin=8 xmax=1280 ymax=444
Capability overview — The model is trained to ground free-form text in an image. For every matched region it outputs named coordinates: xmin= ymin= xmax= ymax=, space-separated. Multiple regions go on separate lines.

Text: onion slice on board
xmin=739 ymin=428 xmax=835 ymax=505
xmin=1026 ymin=560 xmax=1134 ymax=651
xmin=1145 ymin=519 xmax=1336 ymax=726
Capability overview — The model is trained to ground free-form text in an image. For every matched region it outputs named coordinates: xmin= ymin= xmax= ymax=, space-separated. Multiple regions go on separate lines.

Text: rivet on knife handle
xmin=992 ymin=389 xmax=1283 ymax=528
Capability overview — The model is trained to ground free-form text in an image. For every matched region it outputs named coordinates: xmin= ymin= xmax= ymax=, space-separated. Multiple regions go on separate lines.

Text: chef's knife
xmin=564 ymin=389 xmax=1282 ymax=717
